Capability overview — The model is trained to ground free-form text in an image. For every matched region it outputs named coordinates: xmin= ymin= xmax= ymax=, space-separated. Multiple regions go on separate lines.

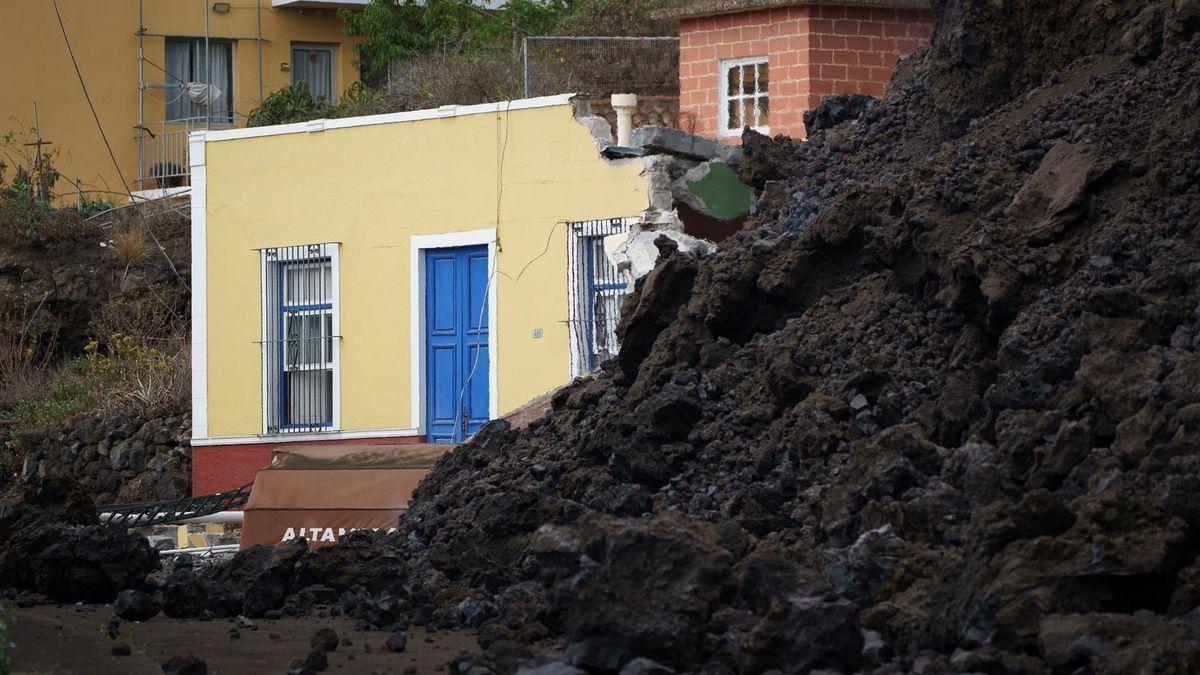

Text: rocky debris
xmin=0 ymin=476 xmax=159 ymax=603
xmin=161 ymin=654 xmax=207 ymax=675
xmin=113 ymin=589 xmax=161 ymax=621
xmin=310 ymin=627 xmax=339 ymax=652
xmin=609 ymin=231 xmax=713 ymax=281
xmin=385 ymin=631 xmax=409 ymax=653
xmin=802 ymin=93 xmax=877 ymax=136
xmin=17 ymin=411 xmax=191 ymax=504
xmin=631 ymin=126 xmax=741 ymax=165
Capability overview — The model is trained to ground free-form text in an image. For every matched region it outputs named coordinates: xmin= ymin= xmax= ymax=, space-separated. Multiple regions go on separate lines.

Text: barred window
xmin=720 ymin=57 xmax=769 ymax=136
xmin=262 ymin=244 xmax=339 ymax=433
xmin=567 ymin=218 xmax=637 ymax=377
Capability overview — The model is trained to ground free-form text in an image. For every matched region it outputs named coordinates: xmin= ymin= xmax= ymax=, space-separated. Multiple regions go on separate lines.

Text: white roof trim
xmin=201 ymin=93 xmax=578 ymax=143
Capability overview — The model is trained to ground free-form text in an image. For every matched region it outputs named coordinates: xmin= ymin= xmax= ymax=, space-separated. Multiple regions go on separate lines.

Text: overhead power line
xmin=51 ymin=0 xmax=133 ymax=197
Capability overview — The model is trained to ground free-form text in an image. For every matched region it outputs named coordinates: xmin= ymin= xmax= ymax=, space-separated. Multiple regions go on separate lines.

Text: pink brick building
xmin=659 ymin=0 xmax=934 ymax=140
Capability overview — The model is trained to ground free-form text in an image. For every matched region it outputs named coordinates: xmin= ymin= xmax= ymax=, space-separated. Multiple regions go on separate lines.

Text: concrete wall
xmin=196 ymin=98 xmax=647 ymax=449
xmin=678 ymin=3 xmax=933 ymax=140
xmin=0 ymin=0 xmax=360 ymax=202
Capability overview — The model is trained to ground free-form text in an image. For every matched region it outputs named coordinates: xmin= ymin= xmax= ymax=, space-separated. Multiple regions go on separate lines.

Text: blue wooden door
xmin=425 ymin=245 xmax=490 ymax=443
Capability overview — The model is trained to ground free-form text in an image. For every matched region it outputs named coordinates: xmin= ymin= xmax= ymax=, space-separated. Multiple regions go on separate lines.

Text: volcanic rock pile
xmin=0 ymin=476 xmax=159 ymax=603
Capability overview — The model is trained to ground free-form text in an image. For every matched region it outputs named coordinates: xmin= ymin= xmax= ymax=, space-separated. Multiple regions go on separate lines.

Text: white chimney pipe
xmin=611 ymin=93 xmax=637 ymax=146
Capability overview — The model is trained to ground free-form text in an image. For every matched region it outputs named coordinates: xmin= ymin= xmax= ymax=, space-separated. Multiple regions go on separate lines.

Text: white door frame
xmin=409 ymin=229 xmax=499 ymax=437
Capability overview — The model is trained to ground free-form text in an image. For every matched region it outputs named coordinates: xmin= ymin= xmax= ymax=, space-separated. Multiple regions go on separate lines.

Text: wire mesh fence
xmin=523 ymin=36 xmax=679 ymax=98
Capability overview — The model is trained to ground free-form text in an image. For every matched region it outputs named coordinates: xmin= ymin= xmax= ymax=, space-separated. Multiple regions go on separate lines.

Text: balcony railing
xmin=135 ymin=117 xmax=233 ymax=192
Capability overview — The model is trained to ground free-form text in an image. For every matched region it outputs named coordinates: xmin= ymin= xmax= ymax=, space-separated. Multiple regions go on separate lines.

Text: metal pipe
xmin=203 ymin=0 xmax=210 ymax=130
xmin=137 ymin=0 xmax=144 ymax=191
xmin=256 ymin=0 xmax=264 ymax=104
xmin=159 ymin=544 xmax=240 ymax=557
xmin=522 ymin=35 xmax=529 ymax=98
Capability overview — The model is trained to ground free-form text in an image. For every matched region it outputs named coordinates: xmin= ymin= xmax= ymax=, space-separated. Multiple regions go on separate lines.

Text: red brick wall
xmin=192 ymin=435 xmax=424 ymax=496
xmin=679 ymin=4 xmax=933 ymax=141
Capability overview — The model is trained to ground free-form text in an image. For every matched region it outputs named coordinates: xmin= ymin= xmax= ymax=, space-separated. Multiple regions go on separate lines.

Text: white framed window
xmin=567 ymin=217 xmax=638 ymax=377
xmin=719 ymin=56 xmax=769 ymax=137
xmin=261 ymin=243 xmax=340 ymax=434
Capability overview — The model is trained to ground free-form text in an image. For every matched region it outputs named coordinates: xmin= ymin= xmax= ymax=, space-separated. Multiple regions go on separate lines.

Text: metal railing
xmin=98 ymin=483 xmax=252 ymax=529
xmin=567 ymin=217 xmax=639 ymax=376
xmin=262 ymin=244 xmax=339 ymax=434
xmin=523 ymin=36 xmax=680 ymax=99
xmin=135 ymin=116 xmax=233 ymax=191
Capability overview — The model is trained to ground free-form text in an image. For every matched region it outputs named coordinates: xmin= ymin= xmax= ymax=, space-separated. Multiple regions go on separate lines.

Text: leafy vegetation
xmin=0 ymin=127 xmax=111 ymax=244
xmin=4 ymin=281 xmax=189 ymax=420
xmin=247 ymin=81 xmax=389 ymax=127
xmin=342 ymin=0 xmax=569 ymax=82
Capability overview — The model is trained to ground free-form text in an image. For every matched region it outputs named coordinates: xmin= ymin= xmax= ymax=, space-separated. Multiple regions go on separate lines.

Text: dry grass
xmin=0 ymin=318 xmax=56 ymax=415
xmin=110 ymin=226 xmax=151 ymax=267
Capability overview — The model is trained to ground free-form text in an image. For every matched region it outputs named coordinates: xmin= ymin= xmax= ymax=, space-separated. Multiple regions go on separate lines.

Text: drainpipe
xmin=256 ymin=0 xmax=264 ymax=104
xmin=611 ymin=93 xmax=637 ymax=146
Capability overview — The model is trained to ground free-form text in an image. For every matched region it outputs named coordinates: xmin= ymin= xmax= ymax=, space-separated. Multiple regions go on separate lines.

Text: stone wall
xmin=17 ymin=412 xmax=191 ymax=505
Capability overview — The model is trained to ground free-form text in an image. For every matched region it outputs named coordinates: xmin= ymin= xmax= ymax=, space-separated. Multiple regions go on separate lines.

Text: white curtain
xmin=165 ymin=40 xmax=191 ymax=121
xmin=165 ymin=39 xmax=232 ymax=123
xmin=293 ymin=47 xmax=333 ymax=100
xmin=204 ymin=41 xmax=232 ymax=122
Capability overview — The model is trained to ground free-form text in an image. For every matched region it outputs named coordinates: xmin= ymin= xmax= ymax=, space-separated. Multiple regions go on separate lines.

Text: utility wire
xmin=452 ymin=99 xmax=512 ymax=441
xmin=52 ymin=0 xmax=188 ymax=289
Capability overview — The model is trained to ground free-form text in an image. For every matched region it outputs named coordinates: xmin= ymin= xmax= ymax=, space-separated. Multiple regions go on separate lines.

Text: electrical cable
xmin=51 ymin=0 xmax=132 ymax=197
xmin=452 ymin=99 xmax=511 ymax=441
xmin=52 ymin=0 xmax=188 ymax=289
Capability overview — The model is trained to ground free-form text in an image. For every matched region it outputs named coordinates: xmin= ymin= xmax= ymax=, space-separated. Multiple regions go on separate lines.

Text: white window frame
xmin=718 ymin=56 xmax=770 ymax=137
xmin=260 ymin=243 xmax=341 ymax=435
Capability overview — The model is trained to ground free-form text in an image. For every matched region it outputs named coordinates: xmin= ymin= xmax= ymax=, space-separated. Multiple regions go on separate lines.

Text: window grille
xmin=261 ymin=244 xmax=338 ymax=434
xmin=567 ymin=218 xmax=638 ymax=376
xmin=720 ymin=57 xmax=769 ymax=135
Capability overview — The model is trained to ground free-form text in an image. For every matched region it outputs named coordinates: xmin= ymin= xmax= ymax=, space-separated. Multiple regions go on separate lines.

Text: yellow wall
xmin=0 ymin=0 xmax=360 ymax=202
xmin=202 ymin=102 xmax=648 ymax=437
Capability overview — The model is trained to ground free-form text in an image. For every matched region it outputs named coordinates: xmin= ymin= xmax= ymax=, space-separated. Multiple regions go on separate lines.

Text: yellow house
xmin=191 ymin=95 xmax=658 ymax=494
xmin=0 ymin=0 xmax=363 ymax=203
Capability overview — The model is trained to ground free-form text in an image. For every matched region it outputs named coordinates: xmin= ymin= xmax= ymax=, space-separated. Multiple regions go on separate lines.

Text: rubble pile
xmin=5 ymin=0 xmax=1200 ymax=672
xmin=0 ymin=477 xmax=159 ymax=603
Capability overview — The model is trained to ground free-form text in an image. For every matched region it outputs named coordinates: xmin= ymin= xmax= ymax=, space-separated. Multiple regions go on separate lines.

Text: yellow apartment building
xmin=0 ymin=0 xmax=365 ymax=202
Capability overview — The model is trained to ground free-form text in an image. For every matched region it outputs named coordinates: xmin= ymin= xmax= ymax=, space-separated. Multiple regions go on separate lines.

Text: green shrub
xmin=247 ymin=81 xmax=389 ymax=127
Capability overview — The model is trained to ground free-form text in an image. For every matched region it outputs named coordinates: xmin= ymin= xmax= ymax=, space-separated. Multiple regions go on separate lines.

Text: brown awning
xmin=240 ymin=443 xmax=452 ymax=549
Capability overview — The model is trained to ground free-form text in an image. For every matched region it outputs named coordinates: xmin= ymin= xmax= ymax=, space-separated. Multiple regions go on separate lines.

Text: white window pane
xmin=284 ymin=262 xmax=332 ymax=305
xmin=741 ymin=65 xmax=756 ymax=95
xmin=287 ymin=369 xmax=332 ymax=425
